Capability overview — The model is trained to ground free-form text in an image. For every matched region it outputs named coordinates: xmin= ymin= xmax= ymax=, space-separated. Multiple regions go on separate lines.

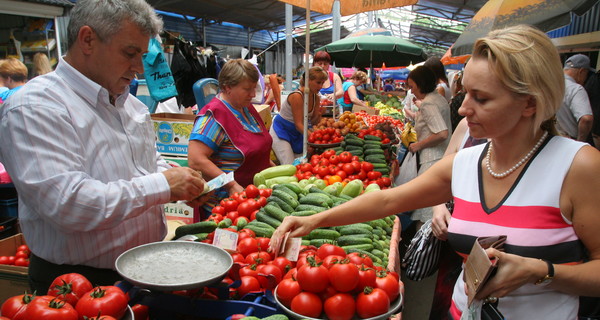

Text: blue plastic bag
xmin=142 ymin=38 xmax=178 ymax=102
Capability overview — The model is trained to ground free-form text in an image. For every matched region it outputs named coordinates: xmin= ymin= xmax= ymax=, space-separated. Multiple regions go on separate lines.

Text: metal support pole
xmin=285 ymin=4 xmax=293 ymax=91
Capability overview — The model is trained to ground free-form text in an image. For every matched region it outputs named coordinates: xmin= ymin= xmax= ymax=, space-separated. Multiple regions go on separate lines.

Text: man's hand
xmin=162 ymin=167 xmax=207 ymax=202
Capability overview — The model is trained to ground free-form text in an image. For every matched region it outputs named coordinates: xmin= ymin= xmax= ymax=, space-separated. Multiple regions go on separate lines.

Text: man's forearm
xmin=577 ymin=115 xmax=593 ymax=141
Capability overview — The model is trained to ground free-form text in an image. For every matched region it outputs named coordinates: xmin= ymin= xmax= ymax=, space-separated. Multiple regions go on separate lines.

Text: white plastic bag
xmin=395 ymin=151 xmax=418 ymax=186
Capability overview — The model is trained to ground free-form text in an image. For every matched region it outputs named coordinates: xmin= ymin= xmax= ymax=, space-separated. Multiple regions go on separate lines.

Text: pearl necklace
xmin=485 ymin=131 xmax=548 ymax=179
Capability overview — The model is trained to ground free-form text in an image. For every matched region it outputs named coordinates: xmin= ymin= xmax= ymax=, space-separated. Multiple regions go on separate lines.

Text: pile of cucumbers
xmin=331 ymin=134 xmax=390 ymax=177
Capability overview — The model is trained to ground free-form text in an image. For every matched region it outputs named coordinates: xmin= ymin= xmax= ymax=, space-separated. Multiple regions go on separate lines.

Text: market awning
xmin=409 ymin=23 xmax=461 ymax=50
xmin=145 ymin=0 xmax=331 ymax=32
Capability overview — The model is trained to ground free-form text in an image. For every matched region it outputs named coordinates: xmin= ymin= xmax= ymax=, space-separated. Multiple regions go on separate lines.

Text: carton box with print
xmin=151 ymin=113 xmax=196 ymax=157
xmin=253 ymin=104 xmax=272 ymax=129
xmin=0 ymin=233 xmax=30 ymax=302
xmin=352 ymin=105 xmax=380 ymax=115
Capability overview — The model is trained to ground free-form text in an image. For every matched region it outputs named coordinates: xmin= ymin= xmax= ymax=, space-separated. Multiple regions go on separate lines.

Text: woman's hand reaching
xmin=269 ymin=215 xmax=319 ymax=254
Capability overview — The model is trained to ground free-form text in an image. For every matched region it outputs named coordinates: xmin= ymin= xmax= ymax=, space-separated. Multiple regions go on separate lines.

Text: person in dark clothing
xmin=585 ymin=70 xmax=600 ymax=149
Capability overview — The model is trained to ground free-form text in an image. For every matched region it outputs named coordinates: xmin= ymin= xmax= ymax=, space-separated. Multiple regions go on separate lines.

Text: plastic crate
xmin=0 ymin=198 xmax=17 ymax=218
xmin=0 ymin=216 xmax=18 ymax=240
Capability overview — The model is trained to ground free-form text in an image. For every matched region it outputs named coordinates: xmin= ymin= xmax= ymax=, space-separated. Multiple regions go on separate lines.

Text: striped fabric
xmin=447 ymin=136 xmax=586 ymax=319
xmin=0 ymin=57 xmax=172 ymax=269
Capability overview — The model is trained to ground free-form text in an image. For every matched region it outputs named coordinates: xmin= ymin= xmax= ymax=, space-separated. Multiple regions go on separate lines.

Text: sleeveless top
xmin=447 ymin=136 xmax=586 ymax=319
xmin=319 ymin=71 xmax=335 ymax=95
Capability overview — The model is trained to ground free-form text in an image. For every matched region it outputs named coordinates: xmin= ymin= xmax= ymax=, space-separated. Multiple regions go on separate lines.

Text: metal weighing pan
xmin=115 ymin=241 xmax=233 ymax=291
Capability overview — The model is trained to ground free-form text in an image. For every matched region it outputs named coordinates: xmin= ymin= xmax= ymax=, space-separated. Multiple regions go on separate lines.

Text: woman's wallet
xmin=464 ymin=235 xmax=507 ymax=306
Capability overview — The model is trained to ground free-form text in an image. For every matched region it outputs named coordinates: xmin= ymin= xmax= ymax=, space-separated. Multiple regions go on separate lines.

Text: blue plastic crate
xmin=0 ymin=198 xmax=17 ymax=218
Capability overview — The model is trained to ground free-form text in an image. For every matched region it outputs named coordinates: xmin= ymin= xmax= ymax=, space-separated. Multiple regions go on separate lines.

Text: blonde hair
xmin=299 ymin=66 xmax=328 ymax=87
xmin=33 ymin=53 xmax=52 ymax=76
xmin=218 ymin=59 xmax=259 ymax=90
xmin=472 ymin=25 xmax=563 ymax=134
xmin=0 ymin=58 xmax=28 ymax=82
xmin=351 ymin=70 xmax=368 ymax=84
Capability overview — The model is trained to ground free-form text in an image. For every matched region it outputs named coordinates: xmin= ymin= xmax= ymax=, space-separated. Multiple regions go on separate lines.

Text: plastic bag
xmin=142 ymin=37 xmax=178 ymax=102
xmin=401 ymin=219 xmax=442 ymax=281
xmin=395 ymin=151 xmax=418 ymax=186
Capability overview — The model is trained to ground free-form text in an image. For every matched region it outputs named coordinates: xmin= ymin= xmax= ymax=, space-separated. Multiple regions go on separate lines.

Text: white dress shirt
xmin=0 ymin=57 xmax=172 ymax=269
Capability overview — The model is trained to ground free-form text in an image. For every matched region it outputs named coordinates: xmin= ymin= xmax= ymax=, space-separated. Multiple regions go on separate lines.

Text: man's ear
xmin=522 ymin=95 xmax=537 ymax=118
xmin=78 ymin=26 xmax=96 ymax=55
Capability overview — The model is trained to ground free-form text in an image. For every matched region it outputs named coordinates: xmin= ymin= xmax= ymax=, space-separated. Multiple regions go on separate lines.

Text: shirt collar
xmin=55 ymin=56 xmax=128 ymax=108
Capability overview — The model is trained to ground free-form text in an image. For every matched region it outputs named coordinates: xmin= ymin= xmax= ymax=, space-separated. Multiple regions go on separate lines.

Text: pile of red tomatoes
xmin=276 ymin=244 xmax=401 ymax=320
xmin=308 ymin=128 xmax=344 ymax=144
xmin=296 ymin=150 xmax=392 ymax=188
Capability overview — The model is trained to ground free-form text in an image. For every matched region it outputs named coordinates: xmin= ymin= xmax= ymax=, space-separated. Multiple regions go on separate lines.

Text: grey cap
xmin=564 ymin=54 xmax=596 ymax=73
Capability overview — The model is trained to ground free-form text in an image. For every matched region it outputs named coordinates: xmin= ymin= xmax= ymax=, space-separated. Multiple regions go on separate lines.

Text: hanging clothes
xmin=170 ymin=39 xmax=209 ymax=108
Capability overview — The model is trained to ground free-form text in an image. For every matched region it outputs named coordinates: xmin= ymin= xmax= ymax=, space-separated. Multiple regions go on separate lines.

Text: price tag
xmin=212 ymin=228 xmax=238 ymax=252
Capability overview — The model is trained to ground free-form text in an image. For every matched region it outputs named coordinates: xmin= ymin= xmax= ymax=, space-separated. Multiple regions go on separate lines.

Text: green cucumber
xmin=175 ymin=220 xmax=218 ymax=239
xmin=271 ymin=189 xmax=299 ymax=208
xmin=295 ymin=204 xmax=328 ymax=213
xmin=256 ymin=210 xmax=282 ymax=228
xmin=364 ymin=135 xmax=382 ymax=141
xmin=299 ymin=193 xmax=334 ymax=208
xmin=309 ymin=239 xmax=336 ymax=247
xmin=337 ymin=235 xmax=373 ymax=246
xmin=267 ymin=195 xmax=294 ymax=213
xmin=273 ymin=185 xmax=299 ymax=201
xmin=307 ymin=228 xmax=341 ymax=240
xmin=264 ymin=203 xmax=290 ymax=221
xmin=341 ymin=244 xmax=374 ymax=252
xmin=291 ymin=210 xmax=318 ymax=217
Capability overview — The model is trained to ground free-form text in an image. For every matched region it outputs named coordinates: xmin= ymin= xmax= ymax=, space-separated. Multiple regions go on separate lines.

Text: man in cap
xmin=556 ymin=54 xmax=594 ymax=142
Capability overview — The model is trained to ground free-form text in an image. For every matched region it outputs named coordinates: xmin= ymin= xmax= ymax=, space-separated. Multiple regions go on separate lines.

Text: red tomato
xmin=256 ymin=196 xmax=268 ymax=208
xmin=375 ymin=272 xmax=400 ymax=301
xmin=131 ymin=304 xmax=149 ymax=320
xmin=17 ymin=244 xmax=29 ymax=252
xmin=324 ymin=293 xmax=356 ymax=320
xmin=361 ymin=161 xmax=374 ymax=172
xmin=367 ymin=170 xmax=382 ymax=180
xmin=211 ymin=206 xmax=225 ymax=215
xmin=238 ymin=228 xmax=256 ymax=239
xmin=245 ymin=184 xmax=260 ymax=199
xmin=296 ymin=257 xmax=329 ymax=293
xmin=335 ymin=170 xmax=347 ymax=179
xmin=295 ymin=252 xmax=319 ymax=270
xmin=22 ymin=296 xmax=78 ymax=320
xmin=256 ymin=264 xmax=283 ymax=290
xmin=75 ymin=286 xmax=129 ymax=320
xmin=317 ymin=244 xmax=346 ymax=260
xmin=236 ymin=238 xmax=259 ymax=257
xmin=356 ymin=288 xmax=390 ymax=318
xmin=381 ymin=177 xmax=392 ymax=187
xmin=258 ymin=188 xmax=272 ymax=197
xmin=239 ymin=265 xmax=260 ymax=278
xmin=338 ymin=152 xmax=352 ymax=163
xmin=321 ymin=255 xmax=345 ymax=269
xmin=245 ymin=251 xmax=271 ymax=265
xmin=276 ymin=277 xmax=301 ymax=307
xmin=1 ymin=292 xmax=35 ymax=319
xmin=328 ymin=155 xmax=339 ymax=165
xmin=7 ymin=256 xmax=15 ymax=265
xmin=237 ymin=276 xmax=262 ymax=297
xmin=346 ymin=252 xmax=374 ymax=267
xmin=220 ymin=198 xmax=239 ymax=213
xmin=237 ymin=201 xmax=254 ymax=218
xmin=231 ymin=191 xmax=247 ymax=203
xmin=301 ymin=163 xmax=313 ymax=172
xmin=283 ymin=267 xmax=298 ymax=280
xmin=14 ymin=257 xmax=29 ymax=267
xmin=342 ymin=163 xmax=354 ymax=175
xmin=291 ymin=292 xmax=322 ymax=318
xmin=15 ymin=251 xmax=28 ymax=259
xmin=322 ymin=149 xmax=336 ymax=158
xmin=250 ymin=210 xmax=259 ymax=221
xmin=0 ymin=256 xmax=10 ymax=265
xmin=357 ymin=169 xmax=367 ymax=180
xmin=328 ymin=262 xmax=359 ymax=292
xmin=226 ymin=211 xmax=239 ymax=221
xmin=86 ymin=316 xmax=117 ymax=320
xmin=270 ymin=256 xmax=293 ymax=275
xmin=255 ymin=237 xmax=269 ymax=252
xmin=47 ymin=273 xmax=93 ymax=307
xmin=231 ymin=253 xmax=245 ymax=264
xmin=355 ymin=265 xmax=377 ymax=292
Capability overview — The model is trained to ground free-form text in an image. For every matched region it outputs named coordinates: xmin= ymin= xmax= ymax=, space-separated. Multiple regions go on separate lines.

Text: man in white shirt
xmin=556 ymin=54 xmax=594 ymax=141
xmin=0 ymin=0 xmax=209 ymax=293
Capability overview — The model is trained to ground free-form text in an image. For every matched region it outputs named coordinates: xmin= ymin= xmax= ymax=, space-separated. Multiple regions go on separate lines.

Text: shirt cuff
xmin=134 ymin=172 xmax=171 ymax=205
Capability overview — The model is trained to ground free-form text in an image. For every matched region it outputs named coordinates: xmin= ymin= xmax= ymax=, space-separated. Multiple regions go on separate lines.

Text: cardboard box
xmin=0 ymin=233 xmax=30 ymax=302
xmin=151 ymin=113 xmax=196 ymax=157
xmin=162 ymin=156 xmax=189 ymax=168
xmin=352 ymin=105 xmax=380 ymax=115
xmin=164 ymin=202 xmax=195 ymax=225
xmin=253 ymin=104 xmax=272 ymax=130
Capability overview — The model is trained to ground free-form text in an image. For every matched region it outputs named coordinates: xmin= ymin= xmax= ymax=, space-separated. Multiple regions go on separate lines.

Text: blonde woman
xmin=337 ymin=70 xmax=368 ymax=112
xmin=271 ymin=25 xmax=600 ymax=319
xmin=32 ymin=52 xmax=53 ymax=77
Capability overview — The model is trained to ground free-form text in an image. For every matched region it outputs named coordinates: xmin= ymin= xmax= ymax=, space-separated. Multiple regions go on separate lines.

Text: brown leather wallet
xmin=464 ymin=235 xmax=507 ymax=306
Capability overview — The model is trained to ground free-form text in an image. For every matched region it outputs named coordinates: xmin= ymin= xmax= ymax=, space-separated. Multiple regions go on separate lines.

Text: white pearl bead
xmin=486 ymin=131 xmax=548 ymax=179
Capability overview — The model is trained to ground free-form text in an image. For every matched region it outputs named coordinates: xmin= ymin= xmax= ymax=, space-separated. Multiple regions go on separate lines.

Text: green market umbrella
xmin=316 ymin=35 xmax=426 ymax=69
xmin=451 ymin=0 xmax=599 ymax=56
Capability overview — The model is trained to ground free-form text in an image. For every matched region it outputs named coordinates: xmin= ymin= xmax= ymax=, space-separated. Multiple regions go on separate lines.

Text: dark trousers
xmin=29 ymin=254 xmax=122 ymax=294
